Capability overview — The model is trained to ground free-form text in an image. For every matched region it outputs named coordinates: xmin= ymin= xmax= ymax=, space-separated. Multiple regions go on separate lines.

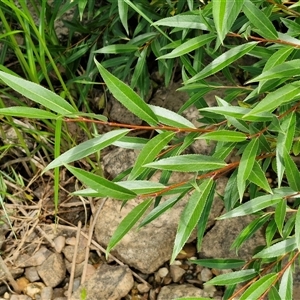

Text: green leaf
xmin=190 ymin=258 xmax=245 ymax=270
xmin=274 ymin=199 xmax=286 ymax=236
xmin=94 ymin=59 xmax=158 ymax=125
xmin=139 ymin=195 xmax=181 ymax=228
xmin=239 ymin=273 xmax=277 ymax=300
xmin=112 ymin=136 xmax=148 ymax=150
xmin=248 ymin=59 xmax=300 ymax=83
xmin=171 ymin=179 xmax=214 ymax=263
xmin=279 ymin=266 xmax=293 ymax=300
xmin=129 ymin=132 xmax=175 ymax=180
xmin=218 ymin=194 xmax=283 ymax=219
xmin=206 ymin=269 xmax=257 ymax=286
xmin=44 ymin=129 xmax=130 ymax=171
xmin=283 ymin=147 xmax=300 ymax=191
xmin=197 ymin=130 xmax=247 ymax=142
xmin=94 ymin=44 xmax=138 ymax=54
xmin=0 ymin=71 xmax=76 ymax=115
xmin=253 ymin=237 xmax=297 ymax=258
xmin=196 ymin=181 xmax=216 ymax=250
xmin=213 ymin=0 xmax=245 ymax=43
xmin=73 ymin=181 xmax=166 ymax=197
xmin=276 ymin=112 xmax=296 ymax=186
xmin=153 ymin=15 xmax=212 ymax=31
xmin=116 ymin=181 xmax=166 ymax=195
xmin=186 ymin=42 xmax=257 ymax=83
xmin=149 ymin=105 xmax=196 ymax=128
xmin=131 ymin=48 xmax=147 ymax=90
xmin=249 ymin=161 xmax=273 ymax=194
xmin=244 ymin=82 xmax=300 ymax=117
xmin=158 ymin=34 xmax=215 ymax=59
xmin=269 ymin=286 xmax=281 ymax=300
xmin=243 ymin=0 xmax=278 ymax=40
xmin=65 ymin=165 xmax=136 ymax=200
xmin=144 ymin=154 xmax=227 ymax=172
xmin=0 ymin=107 xmax=57 ymax=119
xmin=231 ymin=214 xmax=270 ymax=251
xmin=296 ymin=208 xmax=300 ymax=250
xmin=118 ymin=0 xmax=129 ymax=35
xmin=106 ymin=198 xmax=153 ymax=256
xmin=237 ymin=138 xmax=259 ymax=200
xmin=199 ymin=106 xmax=273 ymax=122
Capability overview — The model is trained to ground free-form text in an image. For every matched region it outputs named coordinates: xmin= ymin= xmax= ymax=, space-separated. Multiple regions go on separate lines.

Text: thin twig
xmin=0 ymin=256 xmax=21 ymax=294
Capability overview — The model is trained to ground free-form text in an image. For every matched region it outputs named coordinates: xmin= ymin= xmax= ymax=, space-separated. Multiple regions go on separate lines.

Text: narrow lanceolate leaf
xmin=118 ymin=0 xmax=129 ymax=35
xmin=253 ymin=237 xmax=297 ymax=258
xmin=116 ymin=181 xmax=166 ymax=195
xmin=94 ymin=44 xmax=138 ymax=54
xmin=171 ymin=179 xmax=214 ymax=263
xmin=149 ymin=105 xmax=196 ymax=129
xmin=106 ymin=198 xmax=152 ymax=256
xmin=129 ymin=132 xmax=175 ymax=180
xmin=279 ymin=266 xmax=293 ymax=300
xmin=139 ymin=195 xmax=181 ymax=228
xmin=295 ymin=208 xmax=300 ymax=250
xmin=248 ymin=59 xmax=300 ymax=83
xmin=158 ymin=34 xmax=215 ymax=59
xmin=199 ymin=106 xmax=273 ymax=122
xmin=190 ymin=258 xmax=245 ymax=270
xmin=94 ymin=59 xmax=158 ymax=125
xmin=0 ymin=71 xmax=76 ymax=114
xmin=237 ymin=138 xmax=259 ymax=200
xmin=243 ymin=0 xmax=278 ymax=40
xmin=144 ymin=154 xmax=227 ymax=172
xmin=218 ymin=194 xmax=283 ymax=219
xmin=197 ymin=130 xmax=247 ymax=142
xmin=244 ymin=81 xmax=300 ymax=117
xmin=283 ymin=147 xmax=300 ymax=191
xmin=249 ymin=161 xmax=273 ymax=194
xmin=73 ymin=181 xmax=165 ymax=197
xmin=186 ymin=42 xmax=257 ymax=83
xmin=275 ymin=199 xmax=286 ymax=236
xmin=213 ymin=0 xmax=245 ymax=44
xmin=0 ymin=107 xmax=57 ymax=119
xmin=65 ymin=165 xmax=136 ymax=200
xmin=276 ymin=112 xmax=296 ymax=186
xmin=44 ymin=129 xmax=130 ymax=171
xmin=206 ymin=269 xmax=257 ymax=286
xmin=239 ymin=273 xmax=277 ymax=300
xmin=153 ymin=15 xmax=212 ymax=31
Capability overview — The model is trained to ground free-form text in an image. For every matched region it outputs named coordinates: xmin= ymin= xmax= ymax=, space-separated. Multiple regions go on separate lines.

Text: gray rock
xmin=40 ymin=286 xmax=53 ymax=299
xmin=71 ymin=264 xmax=133 ymax=300
xmin=25 ymin=266 xmax=40 ymax=282
xmin=200 ymin=214 xmax=266 ymax=260
xmin=37 ymin=253 xmax=66 ymax=287
xmin=94 ymin=173 xmax=226 ymax=274
xmin=16 ymin=246 xmax=52 ymax=268
xmin=157 ymin=284 xmax=204 ymax=300
xmin=63 ymin=234 xmax=87 ymax=264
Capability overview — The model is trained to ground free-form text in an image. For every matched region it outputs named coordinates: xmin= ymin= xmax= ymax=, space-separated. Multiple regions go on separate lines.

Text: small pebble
xmin=54 ymin=236 xmax=65 ymax=253
xmin=203 ymin=284 xmax=217 ymax=297
xmin=157 ymin=267 xmax=168 ymax=278
xmin=200 ymin=268 xmax=213 ymax=282
xmin=170 ymin=265 xmax=186 ymax=283
xmin=25 ymin=266 xmax=40 ymax=282
xmin=41 ymin=286 xmax=53 ymax=299
xmin=170 ymin=260 xmax=182 ymax=266
xmin=137 ymin=283 xmax=150 ymax=293
xmin=16 ymin=277 xmax=29 ymax=292
xmin=163 ymin=276 xmax=172 ymax=285
xmin=3 ymin=293 xmax=9 ymax=300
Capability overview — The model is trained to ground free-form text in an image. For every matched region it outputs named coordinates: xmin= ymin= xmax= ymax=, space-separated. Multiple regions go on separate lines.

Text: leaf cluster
xmin=1 ymin=0 xmax=300 ymax=299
